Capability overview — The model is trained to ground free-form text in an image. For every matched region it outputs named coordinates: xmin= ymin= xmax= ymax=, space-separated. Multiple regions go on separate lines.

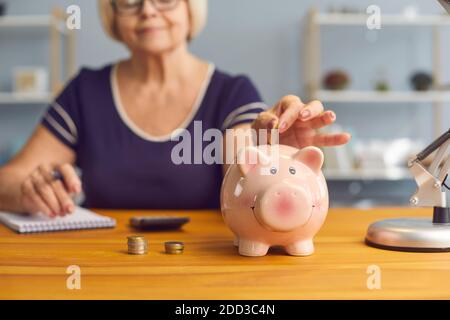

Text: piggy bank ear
xmin=292 ymin=146 xmax=324 ymax=175
xmin=237 ymin=146 xmax=270 ymax=176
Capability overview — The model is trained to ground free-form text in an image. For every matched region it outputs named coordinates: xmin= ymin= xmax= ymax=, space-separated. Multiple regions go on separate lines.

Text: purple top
xmin=41 ymin=63 xmax=267 ymax=209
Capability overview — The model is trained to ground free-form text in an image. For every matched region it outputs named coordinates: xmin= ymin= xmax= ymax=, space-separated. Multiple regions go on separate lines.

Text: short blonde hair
xmin=98 ymin=0 xmax=208 ymax=42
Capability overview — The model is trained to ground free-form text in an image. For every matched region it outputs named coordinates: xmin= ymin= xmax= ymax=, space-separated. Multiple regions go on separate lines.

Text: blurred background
xmin=0 ymin=0 xmax=449 ymax=208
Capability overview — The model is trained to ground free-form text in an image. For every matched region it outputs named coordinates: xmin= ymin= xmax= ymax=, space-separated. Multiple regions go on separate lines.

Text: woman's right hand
xmin=20 ymin=163 xmax=81 ymax=218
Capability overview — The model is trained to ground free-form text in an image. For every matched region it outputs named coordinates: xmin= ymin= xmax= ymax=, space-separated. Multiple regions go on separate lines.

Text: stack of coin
xmin=127 ymin=236 xmax=148 ymax=255
xmin=164 ymin=241 xmax=184 ymax=254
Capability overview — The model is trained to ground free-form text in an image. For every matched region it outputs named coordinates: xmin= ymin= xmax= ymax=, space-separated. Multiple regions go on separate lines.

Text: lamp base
xmin=365 ymin=217 xmax=450 ymax=252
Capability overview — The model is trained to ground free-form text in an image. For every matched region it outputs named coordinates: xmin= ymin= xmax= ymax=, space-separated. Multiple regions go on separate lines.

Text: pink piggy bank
xmin=220 ymin=144 xmax=329 ymax=257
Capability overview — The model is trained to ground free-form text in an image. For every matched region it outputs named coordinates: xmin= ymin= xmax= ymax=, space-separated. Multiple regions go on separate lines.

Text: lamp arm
xmin=409 ymin=129 xmax=450 ymax=209
xmin=415 ymin=128 xmax=450 ymax=162
xmin=438 ymin=0 xmax=450 ymax=13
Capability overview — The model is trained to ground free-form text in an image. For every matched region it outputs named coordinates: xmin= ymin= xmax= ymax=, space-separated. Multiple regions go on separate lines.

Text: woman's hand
xmin=20 ymin=163 xmax=81 ymax=218
xmin=252 ymin=95 xmax=351 ymax=148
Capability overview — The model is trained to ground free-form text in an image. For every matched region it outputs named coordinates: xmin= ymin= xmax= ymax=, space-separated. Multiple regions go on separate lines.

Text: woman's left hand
xmin=251 ymin=95 xmax=351 ymax=148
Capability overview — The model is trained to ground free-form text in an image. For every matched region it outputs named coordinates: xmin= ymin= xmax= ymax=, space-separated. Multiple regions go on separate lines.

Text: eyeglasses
xmin=111 ymin=0 xmax=180 ymax=16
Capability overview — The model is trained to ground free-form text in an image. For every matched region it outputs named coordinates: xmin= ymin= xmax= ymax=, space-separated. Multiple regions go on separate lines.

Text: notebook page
xmin=0 ymin=206 xmax=116 ymax=233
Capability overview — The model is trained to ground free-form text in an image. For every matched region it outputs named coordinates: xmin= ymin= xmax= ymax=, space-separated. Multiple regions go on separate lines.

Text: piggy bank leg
xmin=233 ymin=237 xmax=239 ymax=247
xmin=285 ymin=240 xmax=314 ymax=256
xmin=238 ymin=239 xmax=269 ymax=257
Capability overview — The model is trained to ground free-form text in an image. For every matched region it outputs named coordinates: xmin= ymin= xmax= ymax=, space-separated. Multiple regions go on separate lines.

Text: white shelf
xmin=316 ymin=13 xmax=450 ymax=27
xmin=315 ymin=90 xmax=450 ymax=103
xmin=324 ymin=167 xmax=412 ymax=181
xmin=0 ymin=92 xmax=52 ymax=104
xmin=0 ymin=15 xmax=67 ymax=33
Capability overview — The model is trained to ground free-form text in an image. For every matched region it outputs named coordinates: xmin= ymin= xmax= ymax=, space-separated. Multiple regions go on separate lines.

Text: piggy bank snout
xmin=254 ymin=183 xmax=313 ymax=232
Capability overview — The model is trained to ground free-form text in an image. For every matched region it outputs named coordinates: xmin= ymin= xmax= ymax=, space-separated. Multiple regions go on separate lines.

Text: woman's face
xmin=114 ymin=0 xmax=190 ymax=54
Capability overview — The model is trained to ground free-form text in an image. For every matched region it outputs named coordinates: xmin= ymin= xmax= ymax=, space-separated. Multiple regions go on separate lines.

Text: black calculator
xmin=130 ymin=216 xmax=190 ymax=231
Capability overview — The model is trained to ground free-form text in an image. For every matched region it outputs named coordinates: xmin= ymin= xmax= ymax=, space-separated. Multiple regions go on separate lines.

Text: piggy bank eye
xmin=270 ymin=167 xmax=277 ymax=175
xmin=289 ymin=167 xmax=296 ymax=175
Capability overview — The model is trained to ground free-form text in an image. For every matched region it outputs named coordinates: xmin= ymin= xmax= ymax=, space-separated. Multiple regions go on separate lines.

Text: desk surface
xmin=1 ymin=207 xmax=449 ymax=299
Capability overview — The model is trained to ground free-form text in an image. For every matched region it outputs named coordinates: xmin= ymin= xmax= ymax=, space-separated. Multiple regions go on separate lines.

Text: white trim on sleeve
xmin=44 ymin=114 xmax=77 ymax=145
xmin=221 ymin=102 xmax=267 ymax=130
xmin=51 ymin=102 xmax=78 ymax=140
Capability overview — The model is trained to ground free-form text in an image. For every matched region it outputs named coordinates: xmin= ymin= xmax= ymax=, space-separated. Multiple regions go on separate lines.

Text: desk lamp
xmin=366 ymin=129 xmax=450 ymax=251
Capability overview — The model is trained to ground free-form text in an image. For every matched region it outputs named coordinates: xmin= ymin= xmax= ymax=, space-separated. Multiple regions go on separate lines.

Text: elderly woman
xmin=0 ymin=0 xmax=350 ymax=217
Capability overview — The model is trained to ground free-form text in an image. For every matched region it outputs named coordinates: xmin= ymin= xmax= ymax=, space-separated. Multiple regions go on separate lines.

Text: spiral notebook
xmin=0 ymin=207 xmax=116 ymax=234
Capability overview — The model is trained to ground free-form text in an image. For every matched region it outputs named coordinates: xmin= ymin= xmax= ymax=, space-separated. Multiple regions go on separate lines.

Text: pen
xmin=51 ymin=170 xmax=64 ymax=181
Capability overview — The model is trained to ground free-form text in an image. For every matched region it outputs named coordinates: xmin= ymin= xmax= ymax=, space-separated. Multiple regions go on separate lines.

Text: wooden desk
xmin=1 ymin=207 xmax=449 ymax=299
